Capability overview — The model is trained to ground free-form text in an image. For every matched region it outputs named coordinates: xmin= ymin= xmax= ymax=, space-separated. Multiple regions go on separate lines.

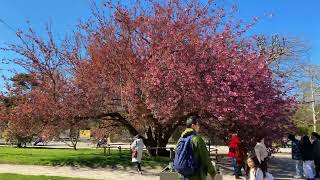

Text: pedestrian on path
xmin=254 ymin=137 xmax=269 ymax=172
xmin=131 ymin=134 xmax=145 ymax=174
xmin=173 ymin=115 xmax=216 ymax=180
xmin=288 ymin=134 xmax=304 ymax=178
xmin=311 ymin=132 xmax=320 ymax=179
xmin=228 ymin=132 xmax=242 ymax=179
xmin=301 ymin=135 xmax=315 ymax=180
xmin=237 ymin=141 xmax=247 ymax=175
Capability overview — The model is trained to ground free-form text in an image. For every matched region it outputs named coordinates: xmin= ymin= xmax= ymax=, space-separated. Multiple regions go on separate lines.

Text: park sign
xmin=79 ymin=130 xmax=91 ymax=139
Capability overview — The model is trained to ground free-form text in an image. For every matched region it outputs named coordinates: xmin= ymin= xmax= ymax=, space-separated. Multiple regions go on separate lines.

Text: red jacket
xmin=227 ymin=135 xmax=240 ymax=158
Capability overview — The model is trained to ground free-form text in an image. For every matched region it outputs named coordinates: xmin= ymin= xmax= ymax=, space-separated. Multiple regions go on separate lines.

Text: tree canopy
xmin=0 ymin=0 xmax=297 ymax=152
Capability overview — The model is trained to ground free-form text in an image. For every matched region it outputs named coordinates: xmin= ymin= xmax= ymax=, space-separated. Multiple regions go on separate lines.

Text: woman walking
xmin=301 ymin=135 xmax=315 ymax=179
xmin=228 ymin=133 xmax=242 ymax=179
xmin=131 ymin=135 xmax=145 ymax=174
xmin=254 ymin=137 xmax=269 ymax=172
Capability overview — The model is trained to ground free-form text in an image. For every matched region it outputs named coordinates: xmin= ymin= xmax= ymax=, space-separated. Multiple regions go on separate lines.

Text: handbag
xmin=132 ymin=140 xmax=138 ymax=158
xmin=132 ymin=149 xmax=138 ymax=158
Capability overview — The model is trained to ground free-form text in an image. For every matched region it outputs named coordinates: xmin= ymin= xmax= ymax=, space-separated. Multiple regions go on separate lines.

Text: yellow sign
xmin=79 ymin=130 xmax=91 ymax=139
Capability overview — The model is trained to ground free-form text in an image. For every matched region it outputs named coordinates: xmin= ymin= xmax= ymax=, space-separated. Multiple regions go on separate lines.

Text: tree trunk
xmin=73 ymin=143 xmax=77 ymax=150
xmin=71 ymin=137 xmax=78 ymax=150
xmin=91 ymin=112 xmax=185 ymax=156
xmin=143 ymin=126 xmax=171 ymax=157
xmin=61 ymin=127 xmax=79 ymax=150
xmin=70 ymin=129 xmax=79 ymax=151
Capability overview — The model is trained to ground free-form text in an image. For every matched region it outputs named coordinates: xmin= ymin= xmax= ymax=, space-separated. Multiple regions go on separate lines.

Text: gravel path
xmin=0 ymin=164 xmax=160 ymax=180
xmin=0 ymin=163 xmax=239 ymax=180
xmin=0 ymin=148 xmax=296 ymax=180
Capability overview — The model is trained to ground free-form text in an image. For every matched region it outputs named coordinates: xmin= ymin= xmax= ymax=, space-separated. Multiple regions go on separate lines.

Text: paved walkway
xmin=0 ymin=164 xmax=236 ymax=180
xmin=217 ymin=153 xmax=296 ymax=180
xmin=0 ymin=164 xmax=160 ymax=180
xmin=0 ymin=145 xmax=297 ymax=180
xmin=0 ymin=152 xmax=297 ymax=180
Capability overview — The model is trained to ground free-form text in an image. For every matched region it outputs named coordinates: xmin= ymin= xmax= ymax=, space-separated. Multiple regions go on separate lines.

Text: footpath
xmin=0 ymin=153 xmax=296 ymax=180
xmin=0 ymin=163 xmax=241 ymax=180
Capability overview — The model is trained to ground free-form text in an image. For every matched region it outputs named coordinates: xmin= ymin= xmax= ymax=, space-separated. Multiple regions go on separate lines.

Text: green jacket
xmin=179 ymin=128 xmax=216 ymax=180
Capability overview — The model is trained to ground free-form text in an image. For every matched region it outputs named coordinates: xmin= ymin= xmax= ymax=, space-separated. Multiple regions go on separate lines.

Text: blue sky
xmin=1 ymin=0 xmax=320 ymax=90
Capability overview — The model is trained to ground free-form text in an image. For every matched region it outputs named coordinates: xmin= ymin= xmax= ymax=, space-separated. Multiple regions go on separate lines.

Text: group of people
xmin=129 ymin=115 xmax=320 ymax=180
xmin=130 ymin=115 xmax=217 ymax=179
xmin=228 ymin=133 xmax=272 ymax=180
xmin=289 ymin=132 xmax=320 ymax=179
xmin=130 ymin=115 xmax=274 ymax=180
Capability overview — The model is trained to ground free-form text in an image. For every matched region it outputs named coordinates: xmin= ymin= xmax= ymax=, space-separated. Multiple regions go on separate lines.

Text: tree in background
xmin=293 ymin=65 xmax=320 ymax=134
xmin=0 ymin=73 xmax=40 ymax=147
xmin=1 ymin=0 xmax=296 ymax=154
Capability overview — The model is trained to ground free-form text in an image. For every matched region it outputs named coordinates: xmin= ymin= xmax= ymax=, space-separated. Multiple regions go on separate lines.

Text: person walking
xmin=288 ymin=134 xmax=304 ymax=178
xmin=311 ymin=132 xmax=320 ymax=179
xmin=237 ymin=141 xmax=247 ymax=175
xmin=254 ymin=137 xmax=269 ymax=172
xmin=131 ymin=135 xmax=145 ymax=174
xmin=174 ymin=115 xmax=216 ymax=180
xmin=228 ymin=132 xmax=242 ymax=179
xmin=301 ymin=135 xmax=315 ymax=180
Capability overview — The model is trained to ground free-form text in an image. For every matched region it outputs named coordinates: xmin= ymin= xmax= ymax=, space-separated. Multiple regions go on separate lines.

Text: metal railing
xmin=98 ymin=144 xmax=219 ymax=162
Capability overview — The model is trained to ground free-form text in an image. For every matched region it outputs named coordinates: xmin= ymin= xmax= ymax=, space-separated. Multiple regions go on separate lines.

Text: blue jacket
xmin=291 ymin=139 xmax=302 ymax=160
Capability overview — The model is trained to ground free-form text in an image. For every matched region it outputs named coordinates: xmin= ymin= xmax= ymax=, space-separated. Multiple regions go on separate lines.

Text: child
xmin=246 ymin=156 xmax=274 ymax=180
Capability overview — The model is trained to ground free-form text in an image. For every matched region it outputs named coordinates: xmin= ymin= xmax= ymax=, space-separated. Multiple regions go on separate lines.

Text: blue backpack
xmin=173 ymin=135 xmax=199 ymax=176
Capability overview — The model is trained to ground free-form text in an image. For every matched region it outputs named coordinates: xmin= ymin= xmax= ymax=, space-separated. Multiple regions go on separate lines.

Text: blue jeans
xmin=232 ymin=158 xmax=242 ymax=176
xmin=295 ymin=160 xmax=303 ymax=176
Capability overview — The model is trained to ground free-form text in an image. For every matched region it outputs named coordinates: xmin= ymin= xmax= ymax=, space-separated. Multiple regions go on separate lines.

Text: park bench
xmin=209 ymin=148 xmax=219 ymax=161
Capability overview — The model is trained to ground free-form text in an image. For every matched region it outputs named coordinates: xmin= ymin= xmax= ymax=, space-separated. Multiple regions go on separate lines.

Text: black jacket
xmin=313 ymin=139 xmax=320 ymax=161
xmin=301 ymin=143 xmax=314 ymax=161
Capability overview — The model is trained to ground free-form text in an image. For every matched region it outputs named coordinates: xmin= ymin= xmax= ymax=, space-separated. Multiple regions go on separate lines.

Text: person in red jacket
xmin=228 ymin=133 xmax=242 ymax=179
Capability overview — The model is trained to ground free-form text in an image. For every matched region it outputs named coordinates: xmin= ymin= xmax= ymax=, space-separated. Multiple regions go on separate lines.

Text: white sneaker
xmin=293 ymin=176 xmax=302 ymax=179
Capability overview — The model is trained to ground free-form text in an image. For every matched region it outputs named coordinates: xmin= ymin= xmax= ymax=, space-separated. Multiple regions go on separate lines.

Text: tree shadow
xmin=216 ymin=155 xmax=295 ymax=179
xmin=47 ymin=152 xmax=169 ymax=169
xmin=268 ymin=156 xmax=295 ymax=180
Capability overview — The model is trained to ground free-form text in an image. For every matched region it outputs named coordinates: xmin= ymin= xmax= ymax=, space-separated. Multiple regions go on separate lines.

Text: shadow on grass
xmin=48 ymin=153 xmax=170 ymax=169
xmin=0 ymin=146 xmax=170 ymax=169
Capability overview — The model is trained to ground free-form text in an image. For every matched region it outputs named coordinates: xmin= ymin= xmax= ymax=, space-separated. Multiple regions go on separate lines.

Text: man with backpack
xmin=174 ymin=115 xmax=216 ymax=180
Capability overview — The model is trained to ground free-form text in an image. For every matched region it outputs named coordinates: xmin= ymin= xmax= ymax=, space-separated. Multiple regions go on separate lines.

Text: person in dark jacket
xmin=311 ymin=132 xmax=320 ymax=178
xmin=288 ymin=134 xmax=303 ymax=178
xmin=301 ymin=135 xmax=315 ymax=179
xmin=236 ymin=141 xmax=247 ymax=175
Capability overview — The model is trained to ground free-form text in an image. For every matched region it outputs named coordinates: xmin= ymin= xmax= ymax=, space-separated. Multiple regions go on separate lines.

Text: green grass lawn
xmin=0 ymin=147 xmax=169 ymax=168
xmin=0 ymin=173 xmax=91 ymax=180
